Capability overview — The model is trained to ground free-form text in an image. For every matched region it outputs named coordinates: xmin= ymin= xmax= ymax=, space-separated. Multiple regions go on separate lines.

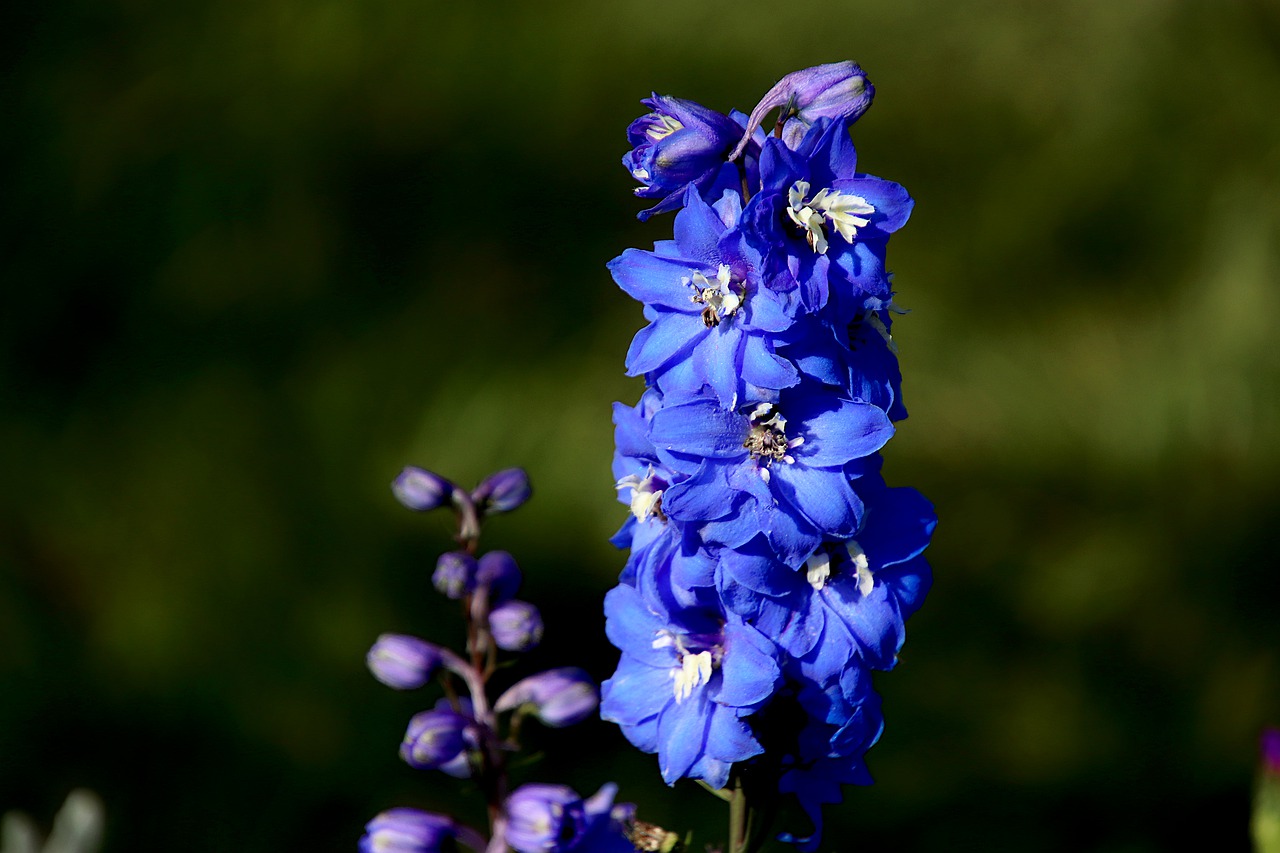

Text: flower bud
xmin=476 ymin=551 xmax=521 ymax=604
xmin=367 ymin=634 xmax=443 ymax=690
xmin=730 ymin=61 xmax=875 ymax=160
xmin=434 ymin=551 xmax=478 ymax=600
xmin=400 ymin=706 xmax=476 ymax=777
xmin=504 ymin=785 xmax=588 ymax=853
xmin=472 ymin=468 xmax=532 ymax=515
xmin=393 ymin=467 xmax=455 ymax=512
xmin=495 ymin=667 xmax=598 ymax=728
xmin=488 ymin=600 xmax=543 ymax=652
xmin=359 ymin=808 xmax=462 ymax=853
xmin=623 ymin=94 xmax=742 ymax=220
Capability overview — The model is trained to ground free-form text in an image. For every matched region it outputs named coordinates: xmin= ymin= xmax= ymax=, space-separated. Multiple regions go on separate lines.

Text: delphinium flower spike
xmin=363 ymin=468 xmax=635 ymax=853
xmin=605 ymin=63 xmax=936 ymax=852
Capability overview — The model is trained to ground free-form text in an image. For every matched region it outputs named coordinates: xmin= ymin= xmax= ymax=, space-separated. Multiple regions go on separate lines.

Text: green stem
xmin=729 ymin=775 xmax=747 ymax=853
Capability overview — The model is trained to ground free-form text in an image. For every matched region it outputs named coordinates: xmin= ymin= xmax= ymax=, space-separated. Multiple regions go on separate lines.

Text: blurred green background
xmin=3 ymin=0 xmax=1279 ymax=850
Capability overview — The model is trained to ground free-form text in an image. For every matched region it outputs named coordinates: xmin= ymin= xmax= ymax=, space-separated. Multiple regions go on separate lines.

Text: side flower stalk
xmin=603 ymin=62 xmax=936 ymax=851
xmin=362 ymin=468 xmax=634 ymax=853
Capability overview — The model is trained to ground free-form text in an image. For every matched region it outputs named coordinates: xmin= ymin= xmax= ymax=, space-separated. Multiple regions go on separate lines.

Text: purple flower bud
xmin=359 ymin=808 xmax=463 ymax=853
xmin=488 ymin=600 xmax=544 ymax=652
xmin=476 ymin=551 xmax=521 ymax=604
xmin=392 ymin=467 xmax=455 ymax=512
xmin=472 ymin=468 xmax=532 ymax=515
xmin=494 ymin=667 xmax=599 ymax=728
xmin=367 ymin=634 xmax=443 ymax=690
xmin=730 ymin=61 xmax=875 ymax=160
xmin=434 ymin=551 xmax=478 ymax=600
xmin=504 ymin=785 xmax=589 ymax=853
xmin=400 ymin=706 xmax=476 ymax=777
xmin=1264 ymin=728 xmax=1280 ymax=775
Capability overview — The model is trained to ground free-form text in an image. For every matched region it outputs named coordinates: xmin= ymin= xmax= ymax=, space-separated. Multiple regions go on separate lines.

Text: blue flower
xmin=719 ymin=473 xmax=935 ymax=674
xmin=624 ymin=95 xmax=745 ymax=220
xmin=650 ymin=385 xmax=894 ymax=564
xmin=600 ymin=584 xmax=779 ymax=788
xmin=743 ymin=118 xmax=912 ymax=317
xmin=772 ymin=664 xmax=884 ymax=852
xmin=611 ymin=188 xmax=801 ymax=409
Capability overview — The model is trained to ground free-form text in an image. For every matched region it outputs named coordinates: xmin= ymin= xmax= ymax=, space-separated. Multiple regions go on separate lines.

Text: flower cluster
xmin=363 ymin=468 xmax=634 ymax=853
xmin=603 ymin=62 xmax=936 ymax=850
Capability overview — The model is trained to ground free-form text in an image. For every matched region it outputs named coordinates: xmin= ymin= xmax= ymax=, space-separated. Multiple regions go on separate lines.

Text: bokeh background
xmin=4 ymin=0 xmax=1280 ymax=850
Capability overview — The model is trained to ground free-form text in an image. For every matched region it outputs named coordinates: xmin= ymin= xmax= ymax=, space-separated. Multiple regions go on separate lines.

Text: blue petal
xmin=704 ymin=704 xmax=762 ymax=769
xmin=657 ymin=688 xmax=713 ymax=783
xmin=609 ymin=249 xmax=708 ymax=311
xmin=650 ymin=401 xmax=747 ymax=459
xmin=626 ymin=312 xmax=705 ymax=377
xmin=739 ymin=334 xmax=799 ymax=393
xmin=673 ymin=187 xmax=728 ymax=263
xmin=601 ymin=655 xmax=672 ymax=726
xmin=771 ymin=464 xmax=861 ymax=538
xmin=603 ymin=585 xmax=670 ymax=667
xmin=716 ymin=623 xmax=780 ymax=708
xmin=793 ymin=399 xmax=894 ymax=468
xmin=696 ymin=323 xmax=745 ymax=409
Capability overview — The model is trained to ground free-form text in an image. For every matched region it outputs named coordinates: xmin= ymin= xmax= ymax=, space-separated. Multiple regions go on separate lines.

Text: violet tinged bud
xmin=434 ymin=551 xmax=478 ymax=600
xmin=494 ymin=667 xmax=599 ymax=729
xmin=476 ymin=551 xmax=521 ymax=604
xmin=472 ymin=468 xmax=532 ymax=515
xmin=504 ymin=785 xmax=589 ymax=853
xmin=488 ymin=600 xmax=544 ymax=652
xmin=730 ymin=61 xmax=875 ymax=160
xmin=367 ymin=634 xmax=443 ymax=690
xmin=359 ymin=808 xmax=479 ymax=853
xmin=392 ymin=467 xmax=455 ymax=512
xmin=400 ymin=706 xmax=477 ymax=778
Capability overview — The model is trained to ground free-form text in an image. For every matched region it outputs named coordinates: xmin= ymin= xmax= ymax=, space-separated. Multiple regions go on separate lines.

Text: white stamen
xmin=615 ymin=467 xmax=665 ymax=523
xmin=631 ymin=167 xmax=650 ymax=181
xmin=805 ymin=551 xmax=832 ymax=591
xmin=847 ymin=540 xmax=873 ymax=597
xmin=672 ymin=650 xmax=713 ymax=703
xmin=688 ymin=264 xmax=744 ymax=327
xmin=646 ymin=113 xmax=684 ymax=141
xmin=786 ymin=180 xmax=875 ymax=254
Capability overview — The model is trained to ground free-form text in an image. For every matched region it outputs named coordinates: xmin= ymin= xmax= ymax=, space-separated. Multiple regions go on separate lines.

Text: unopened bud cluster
xmin=363 ymin=468 xmax=633 ymax=853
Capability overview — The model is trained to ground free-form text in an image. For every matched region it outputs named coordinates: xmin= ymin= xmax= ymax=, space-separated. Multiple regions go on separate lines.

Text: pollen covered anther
xmin=687 ymin=264 xmax=744 ymax=328
xmin=742 ymin=403 xmax=802 ymax=473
